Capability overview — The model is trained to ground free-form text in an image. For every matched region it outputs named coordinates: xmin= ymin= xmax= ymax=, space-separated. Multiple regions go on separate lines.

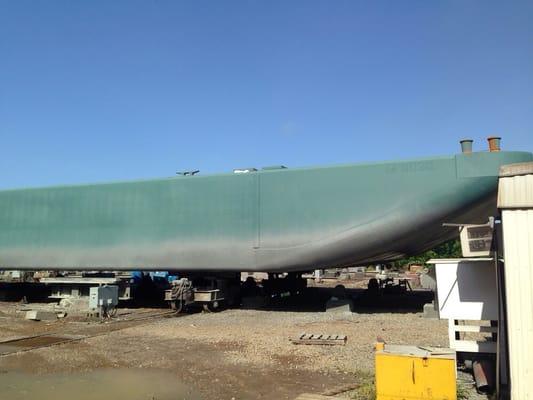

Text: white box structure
xmin=498 ymin=162 xmax=533 ymax=400
xmin=428 ymin=258 xmax=498 ymax=353
xmin=430 ymin=258 xmax=498 ymax=320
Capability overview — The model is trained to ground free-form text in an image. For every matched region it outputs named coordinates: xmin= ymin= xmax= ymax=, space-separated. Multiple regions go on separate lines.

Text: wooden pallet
xmin=290 ymin=333 xmax=347 ymax=346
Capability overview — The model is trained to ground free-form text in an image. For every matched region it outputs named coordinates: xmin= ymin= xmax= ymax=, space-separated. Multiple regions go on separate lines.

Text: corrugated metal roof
xmin=498 ymin=163 xmax=533 ymax=208
xmin=499 ymin=161 xmax=533 ymax=177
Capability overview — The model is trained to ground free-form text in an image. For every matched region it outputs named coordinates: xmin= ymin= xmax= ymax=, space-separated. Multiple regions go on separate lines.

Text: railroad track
xmin=0 ymin=309 xmax=180 ymax=357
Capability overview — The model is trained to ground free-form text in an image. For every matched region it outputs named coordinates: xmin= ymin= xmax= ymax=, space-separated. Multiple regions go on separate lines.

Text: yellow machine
xmin=375 ymin=343 xmax=457 ymax=400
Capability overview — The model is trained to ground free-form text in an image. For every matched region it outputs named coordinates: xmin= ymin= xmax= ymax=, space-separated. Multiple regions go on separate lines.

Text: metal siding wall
xmin=500 ymin=177 xmax=533 ymax=399
xmin=498 ymin=175 xmax=533 ymax=208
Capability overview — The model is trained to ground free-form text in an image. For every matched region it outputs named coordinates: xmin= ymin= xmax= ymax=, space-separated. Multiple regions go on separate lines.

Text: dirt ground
xmin=0 ymin=289 xmax=484 ymax=400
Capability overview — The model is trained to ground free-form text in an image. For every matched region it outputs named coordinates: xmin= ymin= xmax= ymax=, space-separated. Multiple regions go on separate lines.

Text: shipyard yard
xmin=3 ymin=0 xmax=533 ymax=398
xmin=0 ymin=133 xmax=530 ymax=400
xmin=0 ymin=305 xmax=445 ymax=399
xmin=0 ymin=283 xmax=485 ymax=400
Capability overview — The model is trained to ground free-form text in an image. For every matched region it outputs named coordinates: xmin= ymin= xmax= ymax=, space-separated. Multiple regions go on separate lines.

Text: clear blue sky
xmin=1 ymin=1 xmax=532 ymax=189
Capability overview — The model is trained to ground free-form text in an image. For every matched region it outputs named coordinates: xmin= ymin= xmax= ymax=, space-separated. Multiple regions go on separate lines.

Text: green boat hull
xmin=0 ymin=151 xmax=531 ymax=272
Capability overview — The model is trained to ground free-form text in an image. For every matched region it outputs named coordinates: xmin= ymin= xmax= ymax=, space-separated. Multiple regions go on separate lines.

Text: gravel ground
xmin=124 ymin=309 xmax=449 ymax=374
xmin=0 ymin=302 xmax=486 ymax=399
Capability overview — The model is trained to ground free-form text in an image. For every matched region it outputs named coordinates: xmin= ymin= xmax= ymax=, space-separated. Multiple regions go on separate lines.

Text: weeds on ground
xmin=350 ymin=383 xmax=376 ymax=400
xmin=350 ymin=370 xmax=376 ymax=400
xmin=456 ymin=382 xmax=469 ymax=400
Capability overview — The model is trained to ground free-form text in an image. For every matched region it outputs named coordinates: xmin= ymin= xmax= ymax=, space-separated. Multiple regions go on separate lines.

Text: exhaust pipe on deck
xmin=460 ymin=139 xmax=474 ymax=154
xmin=487 ymin=136 xmax=501 ymax=152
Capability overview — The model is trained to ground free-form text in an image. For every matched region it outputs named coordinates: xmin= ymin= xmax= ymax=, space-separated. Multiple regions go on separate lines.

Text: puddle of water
xmin=0 ymin=369 xmax=202 ymax=400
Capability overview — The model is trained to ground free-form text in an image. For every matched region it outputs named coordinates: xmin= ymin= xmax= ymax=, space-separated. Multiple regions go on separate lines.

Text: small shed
xmin=498 ymin=162 xmax=533 ymax=400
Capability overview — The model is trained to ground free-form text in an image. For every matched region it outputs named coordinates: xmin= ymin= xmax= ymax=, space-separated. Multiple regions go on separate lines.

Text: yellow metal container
xmin=375 ymin=344 xmax=456 ymax=400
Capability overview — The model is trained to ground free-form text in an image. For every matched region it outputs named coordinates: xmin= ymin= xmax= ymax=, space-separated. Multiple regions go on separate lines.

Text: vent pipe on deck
xmin=460 ymin=139 xmax=473 ymax=154
xmin=487 ymin=136 xmax=501 ymax=152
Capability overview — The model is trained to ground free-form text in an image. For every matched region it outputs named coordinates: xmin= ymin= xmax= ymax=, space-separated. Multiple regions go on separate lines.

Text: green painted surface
xmin=0 ymin=150 xmax=531 ymax=271
xmin=0 ymin=173 xmax=256 ymax=247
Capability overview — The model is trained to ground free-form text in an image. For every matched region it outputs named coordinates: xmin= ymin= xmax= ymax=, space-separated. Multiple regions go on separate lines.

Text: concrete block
xmin=59 ymin=297 xmax=90 ymax=311
xmin=422 ymin=302 xmax=439 ymax=319
xmin=25 ymin=310 xmax=57 ymax=321
xmin=326 ymin=298 xmax=353 ymax=313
